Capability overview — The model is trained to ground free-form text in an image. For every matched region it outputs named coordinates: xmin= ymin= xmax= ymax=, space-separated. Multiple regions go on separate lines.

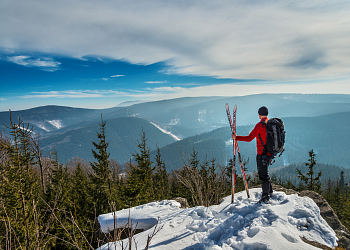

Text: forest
xmin=0 ymin=116 xmax=349 ymax=249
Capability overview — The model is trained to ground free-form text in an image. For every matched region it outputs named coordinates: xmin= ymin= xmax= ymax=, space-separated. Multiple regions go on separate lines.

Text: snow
xmin=198 ymin=110 xmax=206 ymax=122
xmin=150 ymin=122 xmax=181 ymax=141
xmin=47 ymin=120 xmax=64 ymax=129
xmin=36 ymin=123 xmax=50 ymax=132
xmin=16 ymin=125 xmax=36 ymax=134
xmin=97 ymin=188 xmax=338 ymax=250
xmin=225 ymin=139 xmax=233 ymax=147
xmin=168 ymin=118 xmax=180 ymax=126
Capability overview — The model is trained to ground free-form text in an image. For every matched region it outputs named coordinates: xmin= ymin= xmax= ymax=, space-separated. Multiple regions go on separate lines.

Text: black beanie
xmin=258 ymin=106 xmax=268 ymax=116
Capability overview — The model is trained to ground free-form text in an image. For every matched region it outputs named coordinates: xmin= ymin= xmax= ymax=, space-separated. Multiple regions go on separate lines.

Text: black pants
xmin=256 ymin=154 xmax=273 ymax=197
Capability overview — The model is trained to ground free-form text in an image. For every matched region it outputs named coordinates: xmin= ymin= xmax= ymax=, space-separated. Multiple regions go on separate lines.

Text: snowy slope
xmin=98 ymin=188 xmax=338 ymax=250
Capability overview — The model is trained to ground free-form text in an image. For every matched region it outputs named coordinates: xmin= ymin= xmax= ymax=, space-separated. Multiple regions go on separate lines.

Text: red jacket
xmin=236 ymin=117 xmax=268 ymax=155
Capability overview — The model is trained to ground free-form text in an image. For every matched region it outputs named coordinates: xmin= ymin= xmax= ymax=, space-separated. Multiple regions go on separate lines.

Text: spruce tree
xmin=340 ymin=170 xmax=345 ymax=191
xmin=45 ymin=158 xmax=73 ymax=250
xmin=153 ymin=146 xmax=170 ymax=200
xmin=125 ymin=129 xmax=154 ymax=206
xmin=89 ymin=116 xmax=111 ymax=215
xmin=297 ymin=149 xmax=322 ymax=192
xmin=0 ymin=116 xmax=42 ymax=250
xmin=71 ymin=163 xmax=93 ymax=223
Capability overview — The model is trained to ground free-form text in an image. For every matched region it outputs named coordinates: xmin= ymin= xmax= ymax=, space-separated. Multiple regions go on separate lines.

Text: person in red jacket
xmin=232 ymin=106 xmax=272 ymax=203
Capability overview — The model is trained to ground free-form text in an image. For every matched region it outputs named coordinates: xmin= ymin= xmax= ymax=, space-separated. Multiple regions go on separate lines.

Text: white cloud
xmin=1 ymin=1 xmax=350 ymax=80
xmin=144 ymin=81 xmax=168 ymax=84
xmin=110 ymin=75 xmax=125 ymax=77
xmin=127 ymin=78 xmax=350 ymax=101
xmin=7 ymin=55 xmax=60 ymax=71
xmin=21 ymin=90 xmax=127 ymax=99
xmin=1 ymin=98 xmax=7 ymax=101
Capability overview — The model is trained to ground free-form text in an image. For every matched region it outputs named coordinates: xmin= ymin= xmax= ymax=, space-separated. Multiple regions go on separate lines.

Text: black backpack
xmin=259 ymin=118 xmax=286 ymax=159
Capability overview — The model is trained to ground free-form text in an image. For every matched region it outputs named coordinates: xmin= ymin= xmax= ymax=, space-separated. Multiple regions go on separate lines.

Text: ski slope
xmin=98 ymin=188 xmax=337 ymax=250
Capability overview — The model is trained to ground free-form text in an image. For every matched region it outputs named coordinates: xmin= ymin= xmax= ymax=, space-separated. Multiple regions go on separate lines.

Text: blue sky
xmin=1 ymin=0 xmax=350 ymax=111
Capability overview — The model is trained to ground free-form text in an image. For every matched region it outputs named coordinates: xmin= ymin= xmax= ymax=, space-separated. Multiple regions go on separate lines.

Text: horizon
xmin=3 ymin=92 xmax=350 ymax=112
xmin=1 ymin=1 xmax=350 ymax=111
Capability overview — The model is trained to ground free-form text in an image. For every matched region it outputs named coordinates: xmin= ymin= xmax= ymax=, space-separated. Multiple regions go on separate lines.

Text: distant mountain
xmin=0 ymin=106 xmax=102 ymax=135
xmin=154 ymin=111 xmax=350 ymax=172
xmin=3 ymin=94 xmax=350 ymax=138
xmin=39 ymin=117 xmax=176 ymax=163
xmin=2 ymin=94 xmax=350 ymax=167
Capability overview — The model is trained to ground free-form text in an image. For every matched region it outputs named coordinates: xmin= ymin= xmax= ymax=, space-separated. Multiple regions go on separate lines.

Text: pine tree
xmin=297 ymin=149 xmax=322 ymax=192
xmin=0 ymin=115 xmax=42 ymax=250
xmin=45 ymin=158 xmax=73 ymax=250
xmin=339 ymin=170 xmax=345 ymax=191
xmin=125 ymin=129 xmax=154 ymax=206
xmin=153 ymin=146 xmax=170 ymax=200
xmin=109 ymin=158 xmax=124 ymax=209
xmin=71 ymin=163 xmax=93 ymax=223
xmin=89 ymin=116 xmax=111 ymax=215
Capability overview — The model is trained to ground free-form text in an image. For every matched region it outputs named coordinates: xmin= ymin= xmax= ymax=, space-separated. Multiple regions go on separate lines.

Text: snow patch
xmin=168 ymin=118 xmax=180 ymax=125
xmin=15 ymin=125 xmax=35 ymax=134
xmin=36 ymin=123 xmax=51 ymax=132
xmin=47 ymin=120 xmax=64 ymax=129
xmin=97 ymin=189 xmax=338 ymax=250
xmin=225 ymin=139 xmax=233 ymax=147
xmin=198 ymin=110 xmax=206 ymax=122
xmin=150 ymin=122 xmax=180 ymax=141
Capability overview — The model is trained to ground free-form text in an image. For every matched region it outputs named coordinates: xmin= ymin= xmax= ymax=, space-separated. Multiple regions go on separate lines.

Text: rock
xmin=300 ymin=190 xmax=350 ymax=250
xmin=173 ymin=197 xmax=189 ymax=208
xmin=254 ymin=184 xmax=350 ymax=249
xmin=271 ymin=183 xmax=299 ymax=195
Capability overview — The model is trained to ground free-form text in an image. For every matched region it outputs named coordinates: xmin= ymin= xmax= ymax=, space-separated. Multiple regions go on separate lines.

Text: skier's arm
xmin=234 ymin=123 xmax=260 ymax=142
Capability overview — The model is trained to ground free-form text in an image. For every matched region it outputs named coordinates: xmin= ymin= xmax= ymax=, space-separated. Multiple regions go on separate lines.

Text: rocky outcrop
xmin=173 ymin=197 xmax=189 ymax=208
xmin=271 ymin=183 xmax=299 ymax=195
xmin=299 ymin=190 xmax=350 ymax=250
xmin=268 ymin=184 xmax=350 ymax=249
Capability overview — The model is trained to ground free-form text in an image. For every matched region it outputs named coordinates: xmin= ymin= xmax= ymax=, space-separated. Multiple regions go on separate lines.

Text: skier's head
xmin=258 ymin=106 xmax=268 ymax=117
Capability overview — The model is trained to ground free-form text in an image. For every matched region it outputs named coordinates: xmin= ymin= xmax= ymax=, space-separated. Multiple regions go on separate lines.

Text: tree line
xmin=1 ymin=116 xmax=349 ymax=249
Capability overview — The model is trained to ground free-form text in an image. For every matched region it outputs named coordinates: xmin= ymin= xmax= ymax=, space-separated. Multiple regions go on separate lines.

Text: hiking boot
xmin=258 ymin=196 xmax=270 ymax=204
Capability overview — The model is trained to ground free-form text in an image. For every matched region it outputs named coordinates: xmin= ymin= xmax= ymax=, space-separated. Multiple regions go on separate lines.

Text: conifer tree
xmin=45 ymin=158 xmax=74 ymax=250
xmin=89 ymin=116 xmax=111 ymax=215
xmin=71 ymin=163 xmax=93 ymax=222
xmin=339 ymin=170 xmax=345 ymax=191
xmin=153 ymin=146 xmax=170 ymax=200
xmin=0 ymin=115 xmax=42 ymax=249
xmin=297 ymin=149 xmax=322 ymax=192
xmin=109 ymin=159 xmax=124 ymax=209
xmin=125 ymin=129 xmax=154 ymax=206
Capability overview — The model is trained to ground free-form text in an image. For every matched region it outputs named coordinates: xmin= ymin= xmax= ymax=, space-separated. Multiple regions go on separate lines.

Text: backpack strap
xmin=258 ymin=120 xmax=267 ymax=153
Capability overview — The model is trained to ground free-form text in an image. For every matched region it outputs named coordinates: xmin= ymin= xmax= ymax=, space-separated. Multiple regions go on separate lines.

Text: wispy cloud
xmin=1 ymin=0 xmax=350 ymax=80
xmin=21 ymin=90 xmax=127 ymax=99
xmin=1 ymin=98 xmax=7 ymax=101
xmin=110 ymin=75 xmax=125 ymax=77
xmin=7 ymin=55 xmax=61 ymax=71
xmin=144 ymin=81 xmax=168 ymax=84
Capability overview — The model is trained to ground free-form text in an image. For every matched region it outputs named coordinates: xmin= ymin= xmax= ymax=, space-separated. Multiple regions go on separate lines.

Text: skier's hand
xmin=232 ymin=133 xmax=236 ymax=140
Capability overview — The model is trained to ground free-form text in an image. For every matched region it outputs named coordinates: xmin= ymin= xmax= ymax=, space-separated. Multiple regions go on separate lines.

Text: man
xmin=232 ymin=106 xmax=272 ymax=203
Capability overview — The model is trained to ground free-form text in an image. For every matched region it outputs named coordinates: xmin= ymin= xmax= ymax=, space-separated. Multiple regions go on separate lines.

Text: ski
xmin=226 ymin=103 xmax=236 ymax=203
xmin=235 ymin=141 xmax=250 ymax=198
xmin=233 ymin=106 xmax=250 ymax=199
xmin=226 ymin=104 xmax=250 ymax=202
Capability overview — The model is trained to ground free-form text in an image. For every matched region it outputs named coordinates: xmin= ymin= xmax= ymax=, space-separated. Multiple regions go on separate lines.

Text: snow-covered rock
xmin=97 ymin=188 xmax=338 ymax=250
